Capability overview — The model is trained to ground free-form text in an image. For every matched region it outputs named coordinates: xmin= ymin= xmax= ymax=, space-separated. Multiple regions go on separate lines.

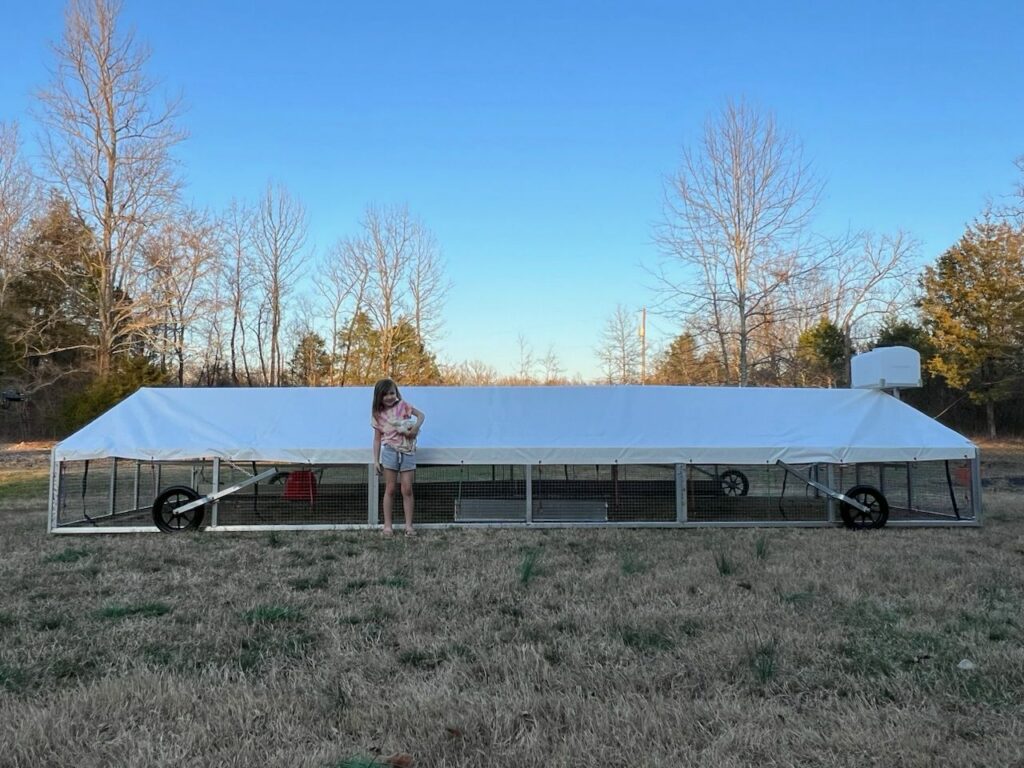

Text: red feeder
xmin=283 ymin=470 xmax=317 ymax=504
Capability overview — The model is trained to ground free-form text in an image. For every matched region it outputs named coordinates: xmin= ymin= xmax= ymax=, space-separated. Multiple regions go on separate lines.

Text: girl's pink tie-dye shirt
xmin=371 ymin=400 xmax=416 ymax=453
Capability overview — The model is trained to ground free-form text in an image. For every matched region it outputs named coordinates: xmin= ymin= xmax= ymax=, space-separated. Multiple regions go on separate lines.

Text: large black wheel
xmin=839 ymin=485 xmax=889 ymax=529
xmin=720 ymin=469 xmax=749 ymax=497
xmin=152 ymin=486 xmax=205 ymax=533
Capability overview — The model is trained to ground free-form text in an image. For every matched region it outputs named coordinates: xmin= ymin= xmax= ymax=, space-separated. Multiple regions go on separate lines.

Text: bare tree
xmin=407 ymin=223 xmax=450 ymax=350
xmin=0 ymin=121 xmax=38 ymax=324
xmin=540 ymin=345 xmax=564 ymax=384
xmin=145 ymin=207 xmax=219 ymax=385
xmin=794 ymin=231 xmax=919 ymax=371
xmin=515 ymin=333 xmax=535 ymax=383
xmin=654 ymin=100 xmax=822 ymax=386
xmin=349 ymin=204 xmax=448 ymax=378
xmin=441 ymin=359 xmax=499 ymax=385
xmin=36 ymin=0 xmax=184 ymax=377
xmin=192 ymin=270 xmax=229 ymax=386
xmin=222 ymin=199 xmax=257 ymax=385
xmin=596 ymin=304 xmax=642 ymax=384
xmin=318 ymin=237 xmax=371 ymax=385
xmin=251 ymin=182 xmax=308 ymax=385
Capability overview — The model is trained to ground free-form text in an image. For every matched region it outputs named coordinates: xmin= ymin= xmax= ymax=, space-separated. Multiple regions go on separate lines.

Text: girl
xmin=370 ymin=378 xmax=425 ymax=536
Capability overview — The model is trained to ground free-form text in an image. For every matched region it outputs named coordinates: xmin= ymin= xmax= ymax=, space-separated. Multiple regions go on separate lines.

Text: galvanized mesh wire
xmin=51 ymin=457 xmax=977 ymax=530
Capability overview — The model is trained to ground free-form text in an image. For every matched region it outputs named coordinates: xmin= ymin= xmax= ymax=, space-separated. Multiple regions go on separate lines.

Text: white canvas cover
xmin=53 ymin=385 xmax=976 ymax=467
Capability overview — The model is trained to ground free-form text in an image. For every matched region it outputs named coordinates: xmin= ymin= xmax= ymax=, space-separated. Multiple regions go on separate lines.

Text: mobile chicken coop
xmin=48 ymin=349 xmax=980 ymax=534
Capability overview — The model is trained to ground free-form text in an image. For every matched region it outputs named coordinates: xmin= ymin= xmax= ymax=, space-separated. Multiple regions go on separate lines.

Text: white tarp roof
xmin=53 ymin=385 xmax=976 ymax=466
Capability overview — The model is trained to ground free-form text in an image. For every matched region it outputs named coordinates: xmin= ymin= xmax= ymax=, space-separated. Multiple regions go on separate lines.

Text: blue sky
xmin=2 ymin=1 xmax=1022 ymax=379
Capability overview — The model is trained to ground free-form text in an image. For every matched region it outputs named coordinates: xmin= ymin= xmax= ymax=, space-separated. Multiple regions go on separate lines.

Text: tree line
xmin=1 ymin=0 xmax=1022 ymax=440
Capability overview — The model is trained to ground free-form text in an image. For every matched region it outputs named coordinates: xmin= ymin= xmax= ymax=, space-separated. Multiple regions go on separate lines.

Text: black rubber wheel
xmin=839 ymin=485 xmax=889 ymax=529
xmin=720 ymin=469 xmax=749 ymax=497
xmin=152 ymin=486 xmax=205 ymax=532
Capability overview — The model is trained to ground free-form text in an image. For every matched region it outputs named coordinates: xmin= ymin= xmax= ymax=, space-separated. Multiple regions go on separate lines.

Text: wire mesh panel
xmin=380 ymin=464 xmax=527 ymax=525
xmin=215 ymin=463 xmax=369 ymax=527
xmin=54 ymin=459 xmax=212 ymax=529
xmin=51 ymin=455 xmax=978 ymax=533
xmin=55 ymin=459 xmax=116 ymax=527
xmin=686 ymin=464 xmax=830 ymax=523
xmin=531 ymin=464 xmax=677 ymax=523
xmin=834 ymin=460 xmax=975 ymax=522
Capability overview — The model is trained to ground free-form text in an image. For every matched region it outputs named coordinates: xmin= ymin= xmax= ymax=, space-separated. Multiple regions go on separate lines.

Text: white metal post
xmin=971 ymin=454 xmax=983 ymax=524
xmin=367 ymin=464 xmax=379 ymax=527
xmin=525 ymin=465 xmax=533 ymax=524
xmin=48 ymin=452 xmax=59 ymax=532
xmin=212 ymin=458 xmax=220 ymax=527
xmin=905 ymin=463 xmax=913 ymax=512
xmin=108 ymin=458 xmax=117 ymax=517
xmin=675 ymin=464 xmax=687 ymax=523
xmin=133 ymin=461 xmax=141 ymax=514
xmin=826 ymin=465 xmax=836 ymax=523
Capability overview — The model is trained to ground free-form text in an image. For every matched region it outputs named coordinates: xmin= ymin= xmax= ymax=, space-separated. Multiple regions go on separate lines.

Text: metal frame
xmin=48 ymin=456 xmax=983 ymax=533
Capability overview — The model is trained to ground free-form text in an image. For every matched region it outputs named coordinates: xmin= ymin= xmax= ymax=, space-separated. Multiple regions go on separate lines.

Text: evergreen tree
xmin=652 ymin=332 xmax=722 ymax=384
xmin=287 ymin=332 xmax=331 ymax=386
xmin=796 ymin=318 xmax=849 ymax=387
xmin=919 ymin=219 xmax=1024 ymax=438
xmin=334 ymin=311 xmax=441 ymax=385
xmin=3 ymin=195 xmax=96 ymax=382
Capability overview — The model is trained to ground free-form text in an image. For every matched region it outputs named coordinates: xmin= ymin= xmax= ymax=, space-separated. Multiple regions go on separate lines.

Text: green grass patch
xmin=620 ymin=550 xmax=647 ymax=575
xmin=619 ymin=625 xmax=675 ymax=651
xmin=519 ymin=547 xmax=542 ymax=586
xmin=241 ymin=604 xmax=304 ymax=624
xmin=499 ymin=602 xmax=524 ymax=620
xmin=330 ymin=757 xmax=379 ymax=768
xmin=714 ymin=549 xmax=734 ymax=576
xmin=236 ymin=627 xmax=318 ymax=671
xmin=33 ymin=614 xmax=69 ymax=631
xmin=0 ymin=469 xmax=49 ymax=500
xmin=747 ymin=636 xmax=780 ymax=684
xmin=44 ymin=547 xmax=91 ymax=564
xmin=754 ymin=535 xmax=769 ymax=559
xmin=288 ymin=571 xmax=330 ymax=591
xmin=676 ymin=617 xmax=702 ymax=637
xmin=551 ymin=617 xmax=578 ymax=635
xmin=97 ymin=602 xmax=172 ymax=620
xmin=838 ymin=622 xmax=950 ymax=679
xmin=340 ymin=605 xmax=395 ymax=627
xmin=141 ymin=643 xmax=175 ymax=667
xmin=838 ymin=597 xmax=906 ymax=631
xmin=77 ymin=564 xmax=102 ymax=578
xmin=780 ymin=589 xmax=816 ymax=608
xmin=47 ymin=654 xmax=99 ymax=682
xmin=0 ymin=662 xmax=29 ymax=692
xmin=397 ymin=647 xmax=447 ymax=669
xmin=342 ymin=579 xmax=370 ymax=595
xmin=285 ymin=550 xmax=317 ymax=567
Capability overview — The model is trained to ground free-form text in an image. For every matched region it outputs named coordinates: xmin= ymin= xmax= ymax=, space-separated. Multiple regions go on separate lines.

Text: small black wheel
xmin=152 ymin=486 xmax=205 ymax=532
xmin=720 ymin=469 xmax=749 ymax=497
xmin=839 ymin=485 xmax=889 ymax=529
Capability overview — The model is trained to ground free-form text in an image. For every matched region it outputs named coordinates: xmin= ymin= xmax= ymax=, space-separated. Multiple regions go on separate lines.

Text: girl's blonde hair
xmin=371 ymin=378 xmax=400 ymax=414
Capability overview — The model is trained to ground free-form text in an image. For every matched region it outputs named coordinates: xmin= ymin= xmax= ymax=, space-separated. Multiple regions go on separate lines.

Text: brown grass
xmin=0 ymin=448 xmax=1022 ymax=767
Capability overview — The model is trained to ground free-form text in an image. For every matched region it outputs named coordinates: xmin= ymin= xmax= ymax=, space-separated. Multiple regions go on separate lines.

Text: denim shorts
xmin=380 ymin=444 xmax=416 ymax=472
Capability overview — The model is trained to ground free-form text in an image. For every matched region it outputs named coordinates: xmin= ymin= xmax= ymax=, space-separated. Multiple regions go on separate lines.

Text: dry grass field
xmin=1 ymin=442 xmax=1023 ymax=767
